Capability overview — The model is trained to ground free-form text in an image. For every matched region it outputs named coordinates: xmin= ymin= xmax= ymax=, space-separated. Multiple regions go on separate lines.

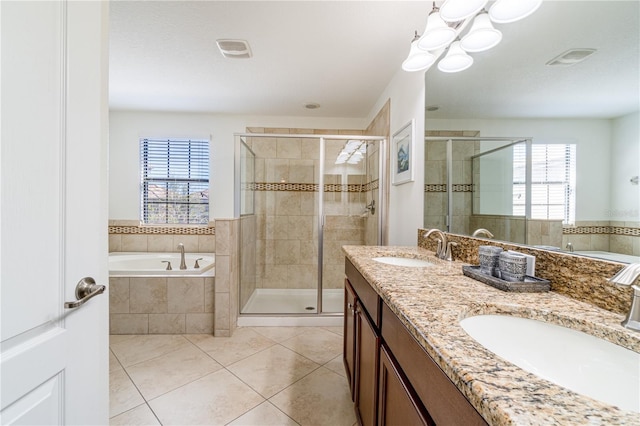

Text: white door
xmin=0 ymin=1 xmax=109 ymax=424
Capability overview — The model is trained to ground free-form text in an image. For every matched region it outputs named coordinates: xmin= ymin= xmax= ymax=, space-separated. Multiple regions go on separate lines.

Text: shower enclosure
xmin=424 ymin=136 xmax=531 ymax=243
xmin=236 ymin=132 xmax=386 ymax=319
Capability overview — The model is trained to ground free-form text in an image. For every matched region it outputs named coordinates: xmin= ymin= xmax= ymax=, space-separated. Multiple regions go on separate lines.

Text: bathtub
xmin=109 ymin=252 xmax=215 ymax=277
xmin=575 ymin=251 xmax=640 ymax=264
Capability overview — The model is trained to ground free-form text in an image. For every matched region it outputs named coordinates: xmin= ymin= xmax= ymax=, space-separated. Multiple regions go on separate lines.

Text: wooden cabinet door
xmin=344 ymin=279 xmax=357 ymax=400
xmin=378 ymin=345 xmax=434 ymax=426
xmin=355 ymin=304 xmax=380 ymax=426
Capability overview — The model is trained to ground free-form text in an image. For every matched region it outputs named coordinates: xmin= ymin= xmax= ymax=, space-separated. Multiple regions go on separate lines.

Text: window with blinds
xmin=513 ymin=143 xmax=576 ymax=224
xmin=140 ymin=138 xmax=209 ymax=225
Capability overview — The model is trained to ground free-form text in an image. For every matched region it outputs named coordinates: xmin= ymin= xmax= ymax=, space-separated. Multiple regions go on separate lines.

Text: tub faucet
xmin=178 ymin=243 xmax=187 ymax=270
xmin=424 ymin=229 xmax=448 ymax=260
xmin=608 ymin=263 xmax=640 ymax=332
xmin=566 ymin=242 xmax=574 ymax=252
xmin=472 ymin=228 xmax=494 ymax=239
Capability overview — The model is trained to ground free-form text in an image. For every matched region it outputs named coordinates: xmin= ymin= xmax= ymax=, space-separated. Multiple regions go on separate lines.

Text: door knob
xmin=64 ymin=277 xmax=105 ymax=309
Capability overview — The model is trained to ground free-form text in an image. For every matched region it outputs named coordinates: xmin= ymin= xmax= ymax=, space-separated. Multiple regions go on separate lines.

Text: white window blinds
xmin=140 ymin=138 xmax=209 ymax=225
xmin=513 ymin=143 xmax=576 ymax=224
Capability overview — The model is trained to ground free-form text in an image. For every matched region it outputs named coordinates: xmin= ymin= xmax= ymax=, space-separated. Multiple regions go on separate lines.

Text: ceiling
xmin=109 ymin=1 xmax=640 ymax=120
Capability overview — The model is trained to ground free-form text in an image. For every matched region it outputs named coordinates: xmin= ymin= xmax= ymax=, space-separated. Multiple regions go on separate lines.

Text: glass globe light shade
xmin=402 ymin=40 xmax=437 ymax=72
xmin=440 ymin=0 xmax=489 ymax=22
xmin=460 ymin=12 xmax=503 ymax=52
xmin=417 ymin=11 xmax=457 ymax=51
xmin=437 ymin=41 xmax=474 ymax=73
xmin=489 ymin=0 xmax=543 ymax=23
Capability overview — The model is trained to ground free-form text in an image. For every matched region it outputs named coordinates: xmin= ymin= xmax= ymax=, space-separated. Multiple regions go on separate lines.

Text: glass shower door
xmin=320 ymin=138 xmax=371 ymax=313
xmin=238 ymin=134 xmax=321 ymax=314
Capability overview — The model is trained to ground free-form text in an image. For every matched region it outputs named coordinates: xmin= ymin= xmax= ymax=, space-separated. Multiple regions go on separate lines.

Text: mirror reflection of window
xmin=512 ymin=144 xmax=576 ymax=225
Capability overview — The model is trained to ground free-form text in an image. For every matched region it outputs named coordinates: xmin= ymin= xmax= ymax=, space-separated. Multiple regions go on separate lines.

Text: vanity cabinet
xmin=344 ymin=259 xmax=487 ymax=426
xmin=345 ymin=260 xmax=381 ymax=426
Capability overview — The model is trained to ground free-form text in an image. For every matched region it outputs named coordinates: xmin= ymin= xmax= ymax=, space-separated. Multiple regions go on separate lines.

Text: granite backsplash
xmin=418 ymin=228 xmax=631 ymax=315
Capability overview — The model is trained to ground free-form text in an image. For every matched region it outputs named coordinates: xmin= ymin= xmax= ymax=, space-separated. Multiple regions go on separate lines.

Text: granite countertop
xmin=342 ymin=245 xmax=640 ymax=426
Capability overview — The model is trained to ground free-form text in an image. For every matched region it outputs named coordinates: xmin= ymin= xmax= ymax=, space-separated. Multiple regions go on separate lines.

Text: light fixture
xmin=402 ymin=32 xmax=437 ymax=72
xmin=402 ymin=0 xmax=542 ymax=74
xmin=440 ymin=0 xmax=488 ymax=22
xmin=417 ymin=5 xmax=457 ymax=51
xmin=437 ymin=41 xmax=473 ymax=73
xmin=489 ymin=0 xmax=543 ymax=24
xmin=460 ymin=11 xmax=502 ymax=52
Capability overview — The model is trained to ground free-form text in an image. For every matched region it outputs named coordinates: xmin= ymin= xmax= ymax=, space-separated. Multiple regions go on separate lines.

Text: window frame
xmin=139 ymin=138 xmax=210 ymax=225
xmin=513 ymin=143 xmax=576 ymax=225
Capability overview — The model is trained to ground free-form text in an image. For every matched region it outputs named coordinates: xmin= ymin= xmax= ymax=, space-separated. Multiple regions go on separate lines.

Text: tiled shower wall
xmin=364 ymin=100 xmax=388 ymax=246
xmin=423 ymin=131 xmax=478 ymax=235
xmin=241 ymin=128 xmax=371 ymax=303
xmin=563 ymin=221 xmax=640 ymax=256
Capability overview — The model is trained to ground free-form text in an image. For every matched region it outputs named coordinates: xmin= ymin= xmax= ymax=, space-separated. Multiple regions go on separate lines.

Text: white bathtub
xmin=109 ymin=252 xmax=215 ymax=276
xmin=575 ymin=251 xmax=640 ymax=264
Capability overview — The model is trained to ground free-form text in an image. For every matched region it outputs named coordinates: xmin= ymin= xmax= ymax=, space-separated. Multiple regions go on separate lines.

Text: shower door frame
xmin=424 ymin=136 xmax=531 ymax=234
xmin=235 ymin=133 xmax=387 ymax=316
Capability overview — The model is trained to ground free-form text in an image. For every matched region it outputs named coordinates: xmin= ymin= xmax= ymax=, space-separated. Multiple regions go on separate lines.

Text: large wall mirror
xmin=424 ymin=1 xmax=639 ymax=264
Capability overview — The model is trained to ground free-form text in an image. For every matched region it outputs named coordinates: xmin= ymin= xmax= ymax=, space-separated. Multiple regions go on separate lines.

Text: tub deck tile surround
xmin=109 ymin=276 xmax=215 ymax=335
xmin=342 ymin=245 xmax=640 ymax=425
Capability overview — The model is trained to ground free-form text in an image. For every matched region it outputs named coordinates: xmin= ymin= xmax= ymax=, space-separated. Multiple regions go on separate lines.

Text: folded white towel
xmin=508 ymin=250 xmax=536 ymax=276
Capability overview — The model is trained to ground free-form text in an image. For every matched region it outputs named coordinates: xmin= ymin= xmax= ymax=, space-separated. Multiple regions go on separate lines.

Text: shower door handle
xmin=64 ymin=277 xmax=105 ymax=309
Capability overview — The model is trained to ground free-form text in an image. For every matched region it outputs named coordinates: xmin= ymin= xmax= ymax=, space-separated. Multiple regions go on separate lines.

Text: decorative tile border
xmin=245 ymin=180 xmax=379 ymax=193
xmin=425 ymin=184 xmax=472 ymax=193
xmin=563 ymin=225 xmax=640 ymax=236
xmin=108 ymin=226 xmax=215 ymax=235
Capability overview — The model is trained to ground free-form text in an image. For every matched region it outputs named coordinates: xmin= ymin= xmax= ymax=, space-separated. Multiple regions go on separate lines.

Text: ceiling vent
xmin=546 ymin=48 xmax=596 ymax=67
xmin=216 ymin=39 xmax=252 ymax=59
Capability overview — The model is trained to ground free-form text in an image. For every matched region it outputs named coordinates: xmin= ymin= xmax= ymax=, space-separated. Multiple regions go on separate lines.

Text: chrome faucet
xmin=608 ymin=263 xmax=640 ymax=332
xmin=424 ymin=229 xmax=449 ymax=260
xmin=472 ymin=228 xmax=494 ymax=239
xmin=566 ymin=242 xmax=574 ymax=252
xmin=178 ymin=243 xmax=187 ymax=270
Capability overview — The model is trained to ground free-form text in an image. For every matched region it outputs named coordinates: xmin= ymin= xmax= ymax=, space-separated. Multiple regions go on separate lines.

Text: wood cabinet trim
xmin=381 ymin=303 xmax=487 ymax=426
xmin=345 ymin=259 xmax=381 ymax=327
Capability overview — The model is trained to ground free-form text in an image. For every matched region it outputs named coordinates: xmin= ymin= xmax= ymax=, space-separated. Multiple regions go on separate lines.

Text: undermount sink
xmin=372 ymin=256 xmax=433 ymax=267
xmin=460 ymin=315 xmax=640 ymax=413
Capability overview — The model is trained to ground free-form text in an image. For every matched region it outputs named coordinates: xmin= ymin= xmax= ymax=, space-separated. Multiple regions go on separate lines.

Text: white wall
xmin=109 ymin=111 xmax=365 ymax=220
xmin=610 ymin=111 xmax=640 ymax=221
xmin=425 ymin=117 xmax=612 ymax=221
xmin=367 ymin=69 xmax=426 ymax=246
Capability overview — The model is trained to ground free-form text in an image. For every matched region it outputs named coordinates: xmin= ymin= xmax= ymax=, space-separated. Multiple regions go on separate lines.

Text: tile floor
xmin=109 ymin=326 xmax=356 ymax=425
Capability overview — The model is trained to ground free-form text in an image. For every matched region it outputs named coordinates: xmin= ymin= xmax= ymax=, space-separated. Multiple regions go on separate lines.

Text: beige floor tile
xmin=280 ymin=328 xmax=343 ymax=364
xmin=110 ymin=350 xmax=124 ymax=373
xmin=227 ymin=401 xmax=299 ymax=426
xmin=109 ymin=369 xmax=145 ymax=418
xmin=110 ymin=334 xmax=191 ymax=367
xmin=324 ymin=354 xmax=347 ymax=378
xmin=109 ymin=403 xmax=160 ymax=425
xmin=110 ymin=334 xmax=136 ymax=345
xmin=249 ymin=326 xmax=309 ymax=343
xmin=126 ymin=345 xmax=223 ymax=400
xmin=269 ymin=367 xmax=356 ymax=426
xmin=322 ymin=326 xmax=344 ymax=336
xmin=186 ymin=328 xmax=275 ymax=366
xmin=227 ymin=345 xmax=319 ymax=398
xmin=148 ymin=369 xmax=265 ymax=425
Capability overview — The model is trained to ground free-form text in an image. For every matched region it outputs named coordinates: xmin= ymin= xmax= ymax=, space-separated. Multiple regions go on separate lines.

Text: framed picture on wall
xmin=392 ymin=119 xmax=414 ymax=185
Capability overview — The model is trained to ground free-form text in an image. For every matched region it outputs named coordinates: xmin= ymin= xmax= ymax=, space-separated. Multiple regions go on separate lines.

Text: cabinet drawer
xmin=381 ymin=303 xmax=487 ymax=426
xmin=345 ymin=259 xmax=380 ymax=328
